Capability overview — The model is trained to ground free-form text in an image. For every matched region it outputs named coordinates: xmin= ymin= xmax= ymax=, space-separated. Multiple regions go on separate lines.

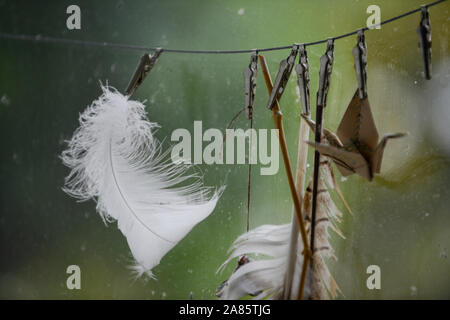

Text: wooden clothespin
xmin=295 ymin=44 xmax=310 ymax=115
xmin=266 ymin=44 xmax=299 ymax=110
xmin=125 ymin=48 xmax=163 ymax=97
xmin=243 ymin=51 xmax=258 ymax=120
xmin=417 ymin=6 xmax=432 ymax=80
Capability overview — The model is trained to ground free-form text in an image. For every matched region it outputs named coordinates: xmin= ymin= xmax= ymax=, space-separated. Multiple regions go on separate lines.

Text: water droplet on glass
xmin=1 ymin=94 xmax=10 ymax=106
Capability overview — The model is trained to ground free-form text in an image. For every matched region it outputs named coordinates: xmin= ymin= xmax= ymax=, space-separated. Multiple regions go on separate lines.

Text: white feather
xmin=218 ymin=164 xmax=348 ymax=300
xmin=61 ymin=85 xmax=222 ymax=278
xmin=217 ymin=224 xmax=306 ymax=300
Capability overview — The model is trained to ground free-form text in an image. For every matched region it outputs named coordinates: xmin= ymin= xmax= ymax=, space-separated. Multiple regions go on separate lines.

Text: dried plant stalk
xmin=258 ymin=54 xmax=310 ymax=299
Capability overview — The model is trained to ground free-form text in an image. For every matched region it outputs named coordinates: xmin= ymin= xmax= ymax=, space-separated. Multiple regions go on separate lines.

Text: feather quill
xmin=61 ymin=85 xmax=222 ymax=278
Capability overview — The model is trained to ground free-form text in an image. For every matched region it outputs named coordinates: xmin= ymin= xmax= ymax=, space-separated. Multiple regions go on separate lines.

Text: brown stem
xmin=258 ymin=54 xmax=311 ymax=300
xmin=283 ymin=115 xmax=310 ymax=299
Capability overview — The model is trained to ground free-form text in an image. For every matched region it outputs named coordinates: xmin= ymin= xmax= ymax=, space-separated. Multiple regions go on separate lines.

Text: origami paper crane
xmin=302 ymin=90 xmax=406 ymax=181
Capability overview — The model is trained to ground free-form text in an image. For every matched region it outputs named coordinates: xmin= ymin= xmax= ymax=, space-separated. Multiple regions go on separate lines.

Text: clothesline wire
xmin=0 ymin=0 xmax=446 ymax=55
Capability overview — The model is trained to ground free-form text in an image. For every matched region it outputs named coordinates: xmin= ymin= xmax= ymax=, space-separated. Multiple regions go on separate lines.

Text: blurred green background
xmin=0 ymin=0 xmax=449 ymax=299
